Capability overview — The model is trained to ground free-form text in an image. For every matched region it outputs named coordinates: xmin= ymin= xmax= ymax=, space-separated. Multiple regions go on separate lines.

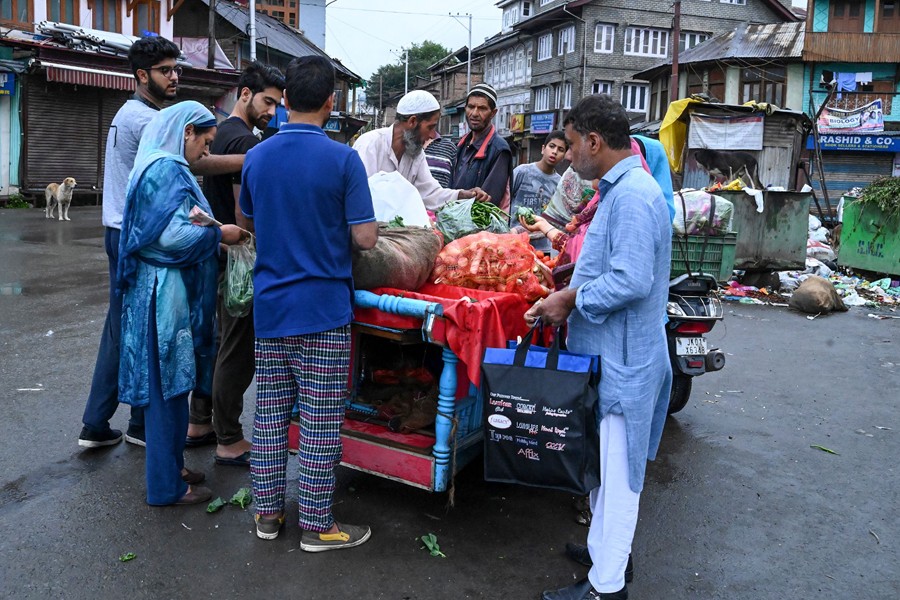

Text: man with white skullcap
xmin=450 ymin=83 xmax=513 ymax=210
xmin=353 ymin=90 xmax=490 ymax=210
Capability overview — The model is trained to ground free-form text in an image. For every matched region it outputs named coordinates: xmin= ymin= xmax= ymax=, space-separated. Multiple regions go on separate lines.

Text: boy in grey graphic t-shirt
xmin=510 ymin=130 xmax=568 ymax=251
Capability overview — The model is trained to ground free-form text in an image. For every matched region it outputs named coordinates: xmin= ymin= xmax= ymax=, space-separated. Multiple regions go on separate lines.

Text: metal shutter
xmin=24 ymin=78 xmax=102 ymax=193
xmin=809 ymin=151 xmax=894 ymax=195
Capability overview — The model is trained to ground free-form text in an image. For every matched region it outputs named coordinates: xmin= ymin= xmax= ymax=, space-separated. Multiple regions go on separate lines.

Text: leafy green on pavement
xmin=119 ymin=552 xmax=136 ymax=562
xmin=421 ymin=533 xmax=446 ymax=558
xmin=230 ymin=487 xmax=253 ymax=509
xmin=810 ymin=444 xmax=839 ymax=455
xmin=207 ymin=497 xmax=226 ymax=513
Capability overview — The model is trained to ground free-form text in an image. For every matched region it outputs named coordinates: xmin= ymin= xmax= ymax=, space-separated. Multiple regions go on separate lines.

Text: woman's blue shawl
xmin=117 ymin=102 xmax=221 ymax=406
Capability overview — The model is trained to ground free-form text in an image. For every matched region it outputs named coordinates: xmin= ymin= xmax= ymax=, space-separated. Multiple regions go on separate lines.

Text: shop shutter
xmin=808 ymin=151 xmax=894 ymax=195
xmin=24 ymin=78 xmax=102 ymax=193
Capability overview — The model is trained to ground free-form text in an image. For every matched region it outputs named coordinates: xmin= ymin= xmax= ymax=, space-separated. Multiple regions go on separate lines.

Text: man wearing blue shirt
xmin=239 ymin=56 xmax=377 ymax=550
xmin=528 ymin=95 xmax=673 ymax=600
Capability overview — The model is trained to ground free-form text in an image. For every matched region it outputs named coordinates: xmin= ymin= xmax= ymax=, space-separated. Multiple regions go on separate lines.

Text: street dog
xmin=45 ymin=177 xmax=77 ymax=221
xmin=693 ymin=149 xmax=762 ymax=189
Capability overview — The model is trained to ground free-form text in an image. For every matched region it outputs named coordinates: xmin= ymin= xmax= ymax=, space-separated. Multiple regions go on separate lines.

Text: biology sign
xmin=817 ymin=99 xmax=884 ymax=134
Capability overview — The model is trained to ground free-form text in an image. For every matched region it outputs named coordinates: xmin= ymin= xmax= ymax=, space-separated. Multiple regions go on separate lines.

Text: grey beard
xmin=402 ymin=128 xmax=423 ymax=158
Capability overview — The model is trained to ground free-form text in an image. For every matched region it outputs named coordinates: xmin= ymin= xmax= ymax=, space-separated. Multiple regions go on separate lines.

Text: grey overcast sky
xmin=323 ymin=0 xmax=808 ymax=82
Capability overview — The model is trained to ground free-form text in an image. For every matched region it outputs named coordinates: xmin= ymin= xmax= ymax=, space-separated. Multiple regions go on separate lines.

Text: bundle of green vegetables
xmin=435 ymin=199 xmax=510 ymax=242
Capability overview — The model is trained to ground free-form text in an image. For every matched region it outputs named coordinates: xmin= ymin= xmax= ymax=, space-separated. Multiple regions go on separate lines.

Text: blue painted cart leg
xmin=432 ymin=346 xmax=458 ymax=492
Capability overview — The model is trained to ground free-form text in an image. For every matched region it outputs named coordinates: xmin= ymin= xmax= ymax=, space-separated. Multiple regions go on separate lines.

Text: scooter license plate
xmin=676 ymin=337 xmax=708 ymax=356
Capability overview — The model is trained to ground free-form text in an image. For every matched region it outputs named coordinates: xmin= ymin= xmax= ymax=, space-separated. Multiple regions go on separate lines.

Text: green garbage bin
xmin=714 ymin=191 xmax=810 ymax=272
xmin=838 ymin=200 xmax=900 ymax=276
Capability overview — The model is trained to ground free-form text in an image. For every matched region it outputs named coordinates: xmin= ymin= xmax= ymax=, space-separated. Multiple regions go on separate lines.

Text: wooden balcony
xmin=803 ymin=32 xmax=900 ymax=62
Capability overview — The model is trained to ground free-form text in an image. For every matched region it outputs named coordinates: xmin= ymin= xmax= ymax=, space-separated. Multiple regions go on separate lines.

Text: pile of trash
xmin=720 ymin=205 xmax=900 ymax=312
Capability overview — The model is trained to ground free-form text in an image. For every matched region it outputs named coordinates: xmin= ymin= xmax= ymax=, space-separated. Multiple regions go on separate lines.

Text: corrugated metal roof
xmin=634 ymin=21 xmax=804 ymax=80
xmin=679 ymin=21 xmax=805 ymax=63
xmin=201 ymin=0 xmax=360 ymax=82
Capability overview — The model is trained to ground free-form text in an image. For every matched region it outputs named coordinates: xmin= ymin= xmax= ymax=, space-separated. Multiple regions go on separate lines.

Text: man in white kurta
xmin=528 ymin=94 xmax=673 ymax=600
xmin=353 ymin=90 xmax=488 ymax=211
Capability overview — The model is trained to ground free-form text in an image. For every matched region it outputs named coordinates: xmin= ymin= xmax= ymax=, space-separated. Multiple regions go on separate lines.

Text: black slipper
xmin=185 ymin=431 xmax=217 ymax=447
xmin=214 ymin=450 xmax=251 ymax=467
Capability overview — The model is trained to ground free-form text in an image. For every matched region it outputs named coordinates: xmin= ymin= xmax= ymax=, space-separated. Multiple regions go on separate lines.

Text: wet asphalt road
xmin=1 ymin=207 xmax=898 ymax=600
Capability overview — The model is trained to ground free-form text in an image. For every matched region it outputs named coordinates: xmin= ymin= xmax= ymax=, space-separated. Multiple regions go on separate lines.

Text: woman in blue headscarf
xmin=118 ymin=101 xmax=247 ymax=506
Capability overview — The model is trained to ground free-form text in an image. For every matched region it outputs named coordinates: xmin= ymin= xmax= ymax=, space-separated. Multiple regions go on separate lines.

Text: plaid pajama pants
xmin=251 ymin=325 xmax=350 ymax=532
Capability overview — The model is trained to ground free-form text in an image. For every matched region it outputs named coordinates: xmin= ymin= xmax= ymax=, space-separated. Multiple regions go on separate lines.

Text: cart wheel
xmin=668 ymin=374 xmax=692 ymax=415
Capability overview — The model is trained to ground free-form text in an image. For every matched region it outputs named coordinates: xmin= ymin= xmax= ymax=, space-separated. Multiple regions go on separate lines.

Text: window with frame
xmin=132 ymin=0 xmax=161 ymax=35
xmin=522 ymin=1 xmax=532 ymax=17
xmin=500 ymin=54 xmax=508 ymax=88
xmin=624 ymin=27 xmax=669 ymax=58
xmin=594 ymin=23 xmax=614 ymax=53
xmin=720 ymin=0 xmax=746 ymax=4
xmin=563 ymin=82 xmax=573 ymax=109
xmin=485 ymin=59 xmax=492 ymax=85
xmin=679 ymin=31 xmax=709 ymax=52
xmin=1 ymin=0 xmax=31 ymax=26
xmin=878 ymin=0 xmax=900 ymax=32
xmin=649 ymin=78 xmax=669 ymax=120
xmin=526 ymin=45 xmax=533 ymax=77
xmin=621 ymin=83 xmax=649 ymax=112
xmin=591 ymin=80 xmax=612 ymax=95
xmin=93 ymin=0 xmax=118 ymax=30
xmin=493 ymin=56 xmax=500 ymax=82
xmin=288 ymin=13 xmax=295 ymax=26
xmin=830 ymin=0 xmax=865 ymax=32
xmin=535 ymin=86 xmax=551 ymax=111
xmin=272 ymin=10 xmax=284 ymax=19
xmin=515 ymin=47 xmax=525 ymax=84
xmin=740 ymin=66 xmax=786 ymax=106
xmin=554 ymin=84 xmax=561 ymax=109
xmin=48 ymin=0 xmax=79 ymax=24
xmin=537 ymin=33 xmax=552 ymax=60
xmin=506 ymin=49 xmax=515 ymax=85
xmin=558 ymin=25 xmax=576 ymax=55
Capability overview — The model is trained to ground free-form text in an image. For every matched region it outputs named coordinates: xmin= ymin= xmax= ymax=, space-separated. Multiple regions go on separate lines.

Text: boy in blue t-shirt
xmin=239 ymin=56 xmax=377 ymax=550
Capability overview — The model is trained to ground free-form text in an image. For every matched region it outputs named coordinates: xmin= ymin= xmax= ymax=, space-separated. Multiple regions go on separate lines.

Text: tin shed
xmin=679 ymin=103 xmax=810 ymax=191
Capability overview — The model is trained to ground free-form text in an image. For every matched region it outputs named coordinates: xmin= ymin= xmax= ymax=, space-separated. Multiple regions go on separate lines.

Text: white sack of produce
xmin=673 ymin=190 xmax=734 ymax=236
xmin=352 ymin=224 xmax=443 ymax=291
xmin=788 ymin=275 xmax=847 ymax=314
xmin=367 ymin=171 xmax=430 ymax=227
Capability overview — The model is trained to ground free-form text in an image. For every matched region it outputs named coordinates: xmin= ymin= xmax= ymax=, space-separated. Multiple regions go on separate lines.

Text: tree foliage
xmin=368 ymin=41 xmax=456 ymax=109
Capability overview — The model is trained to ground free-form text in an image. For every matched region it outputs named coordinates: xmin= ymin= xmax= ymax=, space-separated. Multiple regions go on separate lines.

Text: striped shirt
xmin=424 ymin=136 xmax=458 ymax=188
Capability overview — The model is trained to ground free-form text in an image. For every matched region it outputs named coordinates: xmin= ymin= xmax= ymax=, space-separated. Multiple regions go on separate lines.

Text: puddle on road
xmin=0 ymin=283 xmax=22 ymax=295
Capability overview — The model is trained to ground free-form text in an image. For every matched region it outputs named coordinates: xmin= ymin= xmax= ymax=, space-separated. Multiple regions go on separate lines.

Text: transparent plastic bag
xmin=435 ymin=199 xmax=510 ymax=243
xmin=223 ymin=236 xmax=255 ymax=318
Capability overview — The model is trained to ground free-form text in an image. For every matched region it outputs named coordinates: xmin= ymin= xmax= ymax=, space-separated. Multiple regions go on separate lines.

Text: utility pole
xmin=467 ymin=13 xmax=472 ymax=93
xmin=670 ymin=0 xmax=681 ymax=102
xmin=250 ymin=0 xmax=257 ymax=61
xmin=379 ymin=74 xmax=383 ymax=127
xmin=404 ymin=48 xmax=409 ymax=94
xmin=207 ymin=0 xmax=216 ymax=69
xmin=450 ymin=13 xmax=473 ymax=93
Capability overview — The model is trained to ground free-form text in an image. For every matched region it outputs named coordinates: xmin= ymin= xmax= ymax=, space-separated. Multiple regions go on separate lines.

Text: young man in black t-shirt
xmin=187 ymin=62 xmax=285 ymax=466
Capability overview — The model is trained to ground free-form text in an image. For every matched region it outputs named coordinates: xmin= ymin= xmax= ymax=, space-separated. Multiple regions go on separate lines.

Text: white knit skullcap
xmin=397 ymin=90 xmax=441 ymax=115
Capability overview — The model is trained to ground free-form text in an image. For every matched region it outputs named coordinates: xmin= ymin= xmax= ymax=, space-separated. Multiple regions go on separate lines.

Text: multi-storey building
xmin=477 ymin=0 xmax=798 ymax=161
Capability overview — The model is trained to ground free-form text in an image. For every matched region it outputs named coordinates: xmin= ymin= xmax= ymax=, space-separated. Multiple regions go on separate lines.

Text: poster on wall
xmin=688 ymin=114 xmax=764 ymax=150
xmin=817 ymin=99 xmax=884 ymax=134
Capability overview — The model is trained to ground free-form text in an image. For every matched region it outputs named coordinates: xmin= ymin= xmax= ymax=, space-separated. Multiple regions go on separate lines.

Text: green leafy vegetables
xmin=515 ymin=206 xmax=536 ymax=225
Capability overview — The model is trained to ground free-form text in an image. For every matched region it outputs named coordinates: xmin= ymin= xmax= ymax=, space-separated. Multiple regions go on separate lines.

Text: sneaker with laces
xmin=124 ymin=426 xmax=146 ymax=447
xmin=78 ymin=426 xmax=123 ymax=448
xmin=300 ymin=523 xmax=371 ymax=552
xmin=255 ymin=514 xmax=285 ymax=540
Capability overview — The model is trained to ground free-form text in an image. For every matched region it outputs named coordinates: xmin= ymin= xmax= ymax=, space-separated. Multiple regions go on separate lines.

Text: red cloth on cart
xmin=354 ymin=283 xmax=533 ymax=387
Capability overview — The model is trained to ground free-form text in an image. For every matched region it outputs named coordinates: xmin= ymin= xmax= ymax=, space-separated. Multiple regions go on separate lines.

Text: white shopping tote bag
xmin=367 ymin=171 xmax=430 ymax=227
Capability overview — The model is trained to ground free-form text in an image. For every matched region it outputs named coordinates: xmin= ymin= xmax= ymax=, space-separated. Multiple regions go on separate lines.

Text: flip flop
xmin=215 ymin=450 xmax=251 ymax=467
xmin=185 ymin=431 xmax=217 ymax=448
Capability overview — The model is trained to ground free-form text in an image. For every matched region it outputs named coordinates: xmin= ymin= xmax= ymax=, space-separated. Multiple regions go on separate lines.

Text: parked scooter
xmin=665 ymin=273 xmax=726 ymax=414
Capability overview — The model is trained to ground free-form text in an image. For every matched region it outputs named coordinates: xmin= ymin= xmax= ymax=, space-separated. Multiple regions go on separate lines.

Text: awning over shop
xmin=42 ymin=61 xmax=135 ymax=91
